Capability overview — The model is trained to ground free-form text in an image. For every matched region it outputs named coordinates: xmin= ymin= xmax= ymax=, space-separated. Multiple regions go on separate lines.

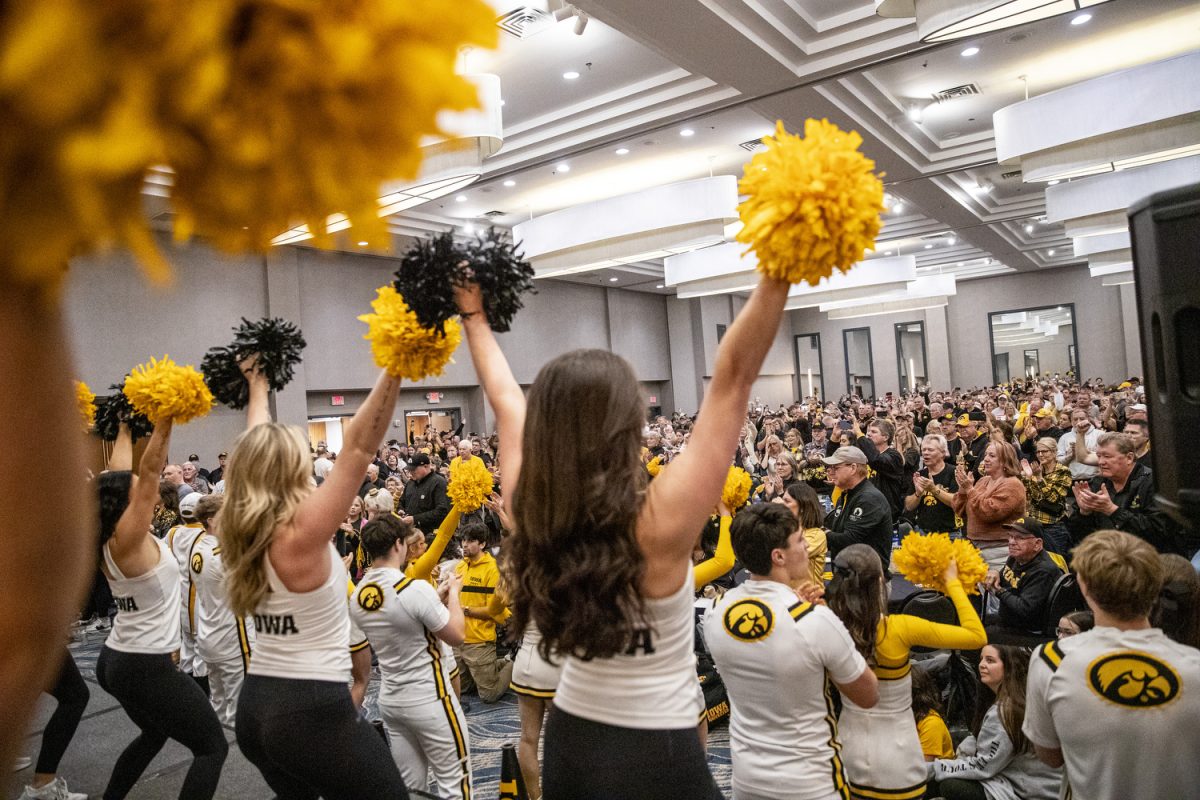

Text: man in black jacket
xmin=1067 ymin=432 xmax=1187 ymax=554
xmin=985 ymin=517 xmax=1066 ymax=639
xmin=853 ymin=417 xmax=905 ymax=519
xmin=823 ymin=446 xmax=893 ymax=572
xmin=399 ymin=453 xmax=451 ymax=533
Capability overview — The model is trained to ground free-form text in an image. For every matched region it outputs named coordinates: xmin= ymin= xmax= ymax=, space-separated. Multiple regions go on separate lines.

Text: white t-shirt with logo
xmin=1024 ymin=625 xmax=1200 ymax=800
xmin=705 ymin=580 xmax=866 ymax=800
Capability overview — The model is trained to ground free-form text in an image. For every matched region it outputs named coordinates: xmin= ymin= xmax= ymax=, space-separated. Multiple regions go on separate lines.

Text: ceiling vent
xmin=482 ymin=210 xmax=506 ymax=218
xmin=739 ymin=138 xmax=766 ymax=153
xmin=931 ymin=83 xmax=981 ymax=103
xmin=1000 ymin=169 xmax=1022 ymax=180
xmin=497 ymin=6 xmax=553 ymax=39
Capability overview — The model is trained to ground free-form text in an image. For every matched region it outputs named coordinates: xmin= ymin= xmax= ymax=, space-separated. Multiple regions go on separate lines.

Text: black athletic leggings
xmin=96 ymin=646 xmax=228 ymax=800
xmin=542 ymin=707 xmax=721 ymax=800
xmin=927 ymin=777 xmax=987 ymax=800
xmin=236 ymin=674 xmax=409 ymax=800
xmin=35 ymin=650 xmax=89 ymax=775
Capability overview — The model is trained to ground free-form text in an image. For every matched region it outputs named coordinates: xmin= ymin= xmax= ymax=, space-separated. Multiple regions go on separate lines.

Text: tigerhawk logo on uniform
xmin=1088 ymin=651 xmax=1180 ymax=708
xmin=723 ymin=598 xmax=774 ymax=641
xmin=190 ymin=552 xmax=203 ymax=574
xmin=358 ymin=583 xmax=385 ymax=612
xmin=254 ymin=614 xmax=299 ymax=635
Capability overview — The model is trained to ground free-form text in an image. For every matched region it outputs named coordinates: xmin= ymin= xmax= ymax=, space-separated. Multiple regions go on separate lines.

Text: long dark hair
xmin=158 ymin=480 xmax=180 ymax=517
xmin=783 ymin=482 xmax=824 ymax=529
xmin=910 ymin=665 xmax=943 ymax=722
xmin=1154 ymin=554 xmax=1200 ymax=649
xmin=988 ymin=644 xmax=1033 ymax=754
xmin=825 ymin=544 xmax=886 ymax=663
xmin=99 ymin=471 xmax=134 ymax=549
xmin=507 ymin=349 xmax=648 ymax=661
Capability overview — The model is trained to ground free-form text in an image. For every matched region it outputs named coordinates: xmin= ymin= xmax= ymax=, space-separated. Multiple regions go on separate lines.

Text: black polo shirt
xmin=995 ymin=549 xmax=1062 ymax=635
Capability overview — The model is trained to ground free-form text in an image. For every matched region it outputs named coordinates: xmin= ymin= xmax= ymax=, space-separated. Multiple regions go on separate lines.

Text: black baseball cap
xmin=1003 ymin=517 xmax=1044 ymax=539
xmin=967 ymin=410 xmax=988 ymax=422
xmin=408 ymin=453 xmax=432 ymax=468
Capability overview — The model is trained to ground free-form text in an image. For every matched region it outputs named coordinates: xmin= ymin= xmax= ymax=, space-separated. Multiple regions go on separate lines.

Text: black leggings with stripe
xmin=542 ymin=707 xmax=721 ymax=800
xmin=236 ymin=675 xmax=409 ymax=800
xmin=35 ymin=650 xmax=90 ymax=775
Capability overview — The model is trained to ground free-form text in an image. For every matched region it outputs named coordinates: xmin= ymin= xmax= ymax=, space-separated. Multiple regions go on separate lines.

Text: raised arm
xmin=406 ymin=507 xmax=462 ymax=581
xmin=641 ymin=277 xmax=790 ymax=574
xmin=290 ymin=370 xmax=401 ymax=550
xmin=108 ymin=422 xmax=134 ymax=471
xmin=694 ymin=513 xmax=735 ymax=588
xmin=109 ymin=419 xmax=174 ymax=559
xmin=244 ymin=360 xmax=271 ymax=430
xmin=456 ymin=284 xmax=525 ymax=492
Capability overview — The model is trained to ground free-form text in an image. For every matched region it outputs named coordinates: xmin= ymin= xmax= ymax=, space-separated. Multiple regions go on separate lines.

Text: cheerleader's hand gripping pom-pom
xmin=722 ymin=467 xmax=753 ymax=511
xmin=202 ymin=317 xmax=307 ymax=409
xmin=94 ymin=381 xmax=155 ymax=442
xmin=359 ymin=286 xmax=461 ymax=381
xmin=736 ymin=119 xmax=884 ymax=287
xmin=447 ymin=456 xmax=494 ymax=513
xmin=892 ymin=533 xmax=988 ymax=595
xmin=123 ymin=357 xmax=214 ymax=424
xmin=465 ymin=227 xmax=536 ymax=333
xmin=76 ymin=381 xmax=97 ymax=431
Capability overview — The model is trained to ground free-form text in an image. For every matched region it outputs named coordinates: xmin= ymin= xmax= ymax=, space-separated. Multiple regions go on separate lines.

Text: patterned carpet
xmin=64 ymin=628 xmax=734 ymax=799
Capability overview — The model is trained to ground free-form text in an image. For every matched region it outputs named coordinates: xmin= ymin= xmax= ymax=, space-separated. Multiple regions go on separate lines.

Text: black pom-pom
xmin=93 ymin=381 xmax=155 ymax=442
xmin=391 ymin=228 xmax=535 ymax=335
xmin=466 ymin=227 xmax=536 ymax=333
xmin=202 ymin=318 xmax=307 ymax=410
xmin=392 ymin=232 xmax=462 ymax=335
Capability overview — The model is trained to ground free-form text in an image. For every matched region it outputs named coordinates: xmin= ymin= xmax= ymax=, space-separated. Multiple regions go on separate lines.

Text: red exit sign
xmin=331 ymin=395 xmax=345 ymax=406
xmin=648 ymin=395 xmax=658 ymax=404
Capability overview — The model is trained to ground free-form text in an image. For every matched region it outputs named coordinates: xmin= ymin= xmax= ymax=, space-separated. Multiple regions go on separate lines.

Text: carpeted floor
xmin=10 ymin=629 xmax=732 ymax=799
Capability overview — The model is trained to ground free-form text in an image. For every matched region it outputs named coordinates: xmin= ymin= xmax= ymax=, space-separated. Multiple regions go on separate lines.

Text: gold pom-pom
xmin=122 ymin=356 xmax=214 ymax=423
xmin=722 ymin=467 xmax=753 ymax=510
xmin=736 ymin=119 xmax=885 ymax=286
xmin=358 ymin=286 xmax=461 ymax=381
xmin=447 ymin=456 xmax=493 ymax=513
xmin=892 ymin=533 xmax=988 ymax=595
xmin=646 ymin=455 xmax=663 ymax=477
xmin=75 ymin=381 xmax=96 ymax=431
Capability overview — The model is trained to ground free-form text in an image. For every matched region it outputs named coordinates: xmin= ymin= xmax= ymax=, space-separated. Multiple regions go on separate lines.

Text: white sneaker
xmin=19 ymin=777 xmax=88 ymax=800
xmin=11 ymin=756 xmax=32 ymax=771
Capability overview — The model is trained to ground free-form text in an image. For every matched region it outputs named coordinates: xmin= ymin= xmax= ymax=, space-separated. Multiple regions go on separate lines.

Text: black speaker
xmin=1128 ymin=182 xmax=1200 ymax=533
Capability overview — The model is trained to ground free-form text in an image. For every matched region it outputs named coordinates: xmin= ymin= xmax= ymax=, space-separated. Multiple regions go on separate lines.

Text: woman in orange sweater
xmin=953 ymin=441 xmax=1026 ymax=568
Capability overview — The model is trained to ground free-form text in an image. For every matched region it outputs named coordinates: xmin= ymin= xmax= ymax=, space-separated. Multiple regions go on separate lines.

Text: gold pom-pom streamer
xmin=76 ymin=381 xmax=96 ymax=431
xmin=722 ymin=467 xmax=752 ymax=511
xmin=122 ymin=356 xmax=214 ymax=423
xmin=892 ymin=533 xmax=989 ymax=596
xmin=358 ymin=286 xmax=461 ymax=381
xmin=736 ymin=119 xmax=884 ymax=287
xmin=646 ymin=455 xmax=663 ymax=477
xmin=447 ymin=456 xmax=493 ymax=513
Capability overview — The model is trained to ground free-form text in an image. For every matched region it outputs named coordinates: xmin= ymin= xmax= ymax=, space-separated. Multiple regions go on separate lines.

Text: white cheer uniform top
xmin=102 ymin=537 xmax=182 ymax=655
xmin=349 ymin=566 xmax=452 ymax=707
xmin=248 ymin=544 xmax=350 ymax=682
xmin=167 ymin=523 xmax=205 ymax=636
xmin=192 ymin=536 xmax=254 ymax=669
xmin=555 ymin=564 xmax=704 ymax=729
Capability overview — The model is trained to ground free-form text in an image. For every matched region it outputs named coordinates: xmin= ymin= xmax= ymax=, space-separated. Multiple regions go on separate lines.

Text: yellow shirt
xmin=802 ymin=526 xmax=828 ymax=587
xmin=917 ymin=710 xmax=955 ymax=760
xmin=455 ymin=551 xmax=508 ymax=643
xmin=873 ymin=580 xmax=987 ymax=680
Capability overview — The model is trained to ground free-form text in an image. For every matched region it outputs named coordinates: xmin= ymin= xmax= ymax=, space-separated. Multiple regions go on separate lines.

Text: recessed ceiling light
xmin=680 ymin=128 xmax=695 ymax=137
xmin=455 ymin=195 xmax=467 ymax=202
xmin=1071 ymin=13 xmax=1091 ymax=25
xmin=656 ymin=284 xmax=665 ymax=289
xmin=893 ymin=202 xmax=905 ymax=214
xmin=357 ymin=241 xmax=368 ymax=246
xmin=615 ymin=147 xmax=630 ymax=155
xmin=463 ymin=223 xmax=476 ymax=235
xmin=958 ymin=262 xmax=965 ymax=267
xmin=556 ymin=163 xmax=570 ymax=173
xmin=924 ymin=244 xmax=934 ymax=249
xmin=947 ymin=235 xmax=957 ymax=245
xmin=961 ymin=46 xmax=980 ymax=57
xmin=500 ymin=99 xmax=506 ymax=106
xmin=609 ymin=277 xmax=619 ymax=282
xmin=503 ymin=179 xmax=516 ymax=187
xmin=1025 ymin=224 xmax=1034 ymax=234
xmin=885 ymin=250 xmax=894 ymax=256
xmin=1047 ymin=179 xmax=1060 ymax=185
xmin=562 ymin=71 xmax=580 ymax=80
xmin=1048 ymin=249 xmax=1056 ymax=256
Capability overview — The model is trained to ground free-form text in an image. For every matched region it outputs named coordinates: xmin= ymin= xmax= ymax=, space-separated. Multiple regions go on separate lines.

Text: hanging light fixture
xmin=874 ymin=0 xmax=1114 ymax=43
